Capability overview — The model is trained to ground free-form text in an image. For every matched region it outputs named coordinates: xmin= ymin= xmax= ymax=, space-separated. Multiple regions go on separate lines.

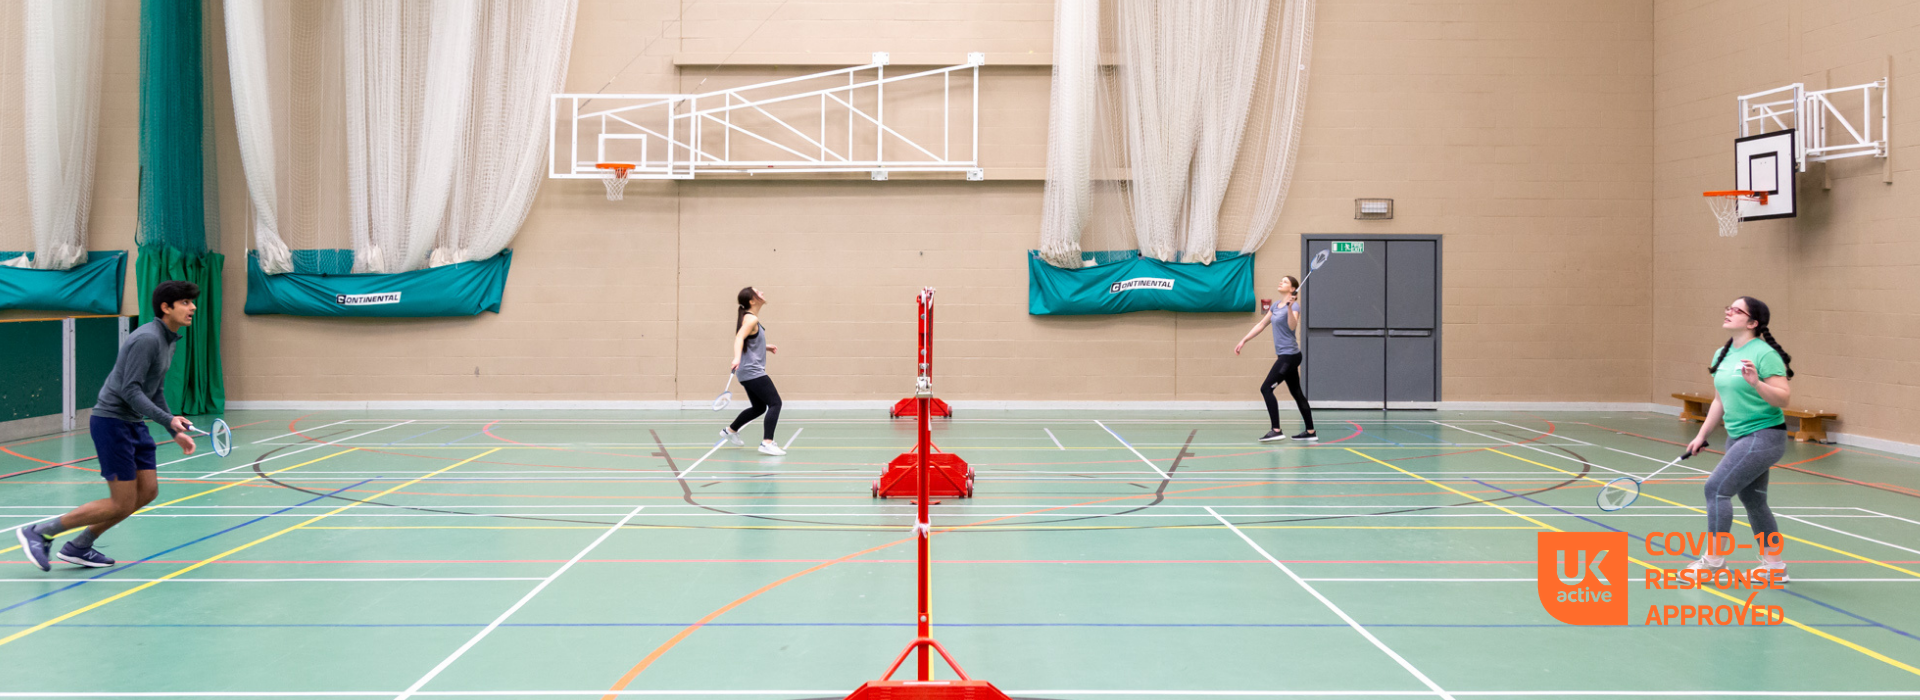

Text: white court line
xmin=1856 ymin=508 xmax=1920 ymax=527
xmin=1483 ymin=420 xmax=1710 ymax=475
xmin=1094 ymin=421 xmax=1170 ymax=479
xmin=300 ymin=417 xmax=1506 ymax=424
xmin=675 ymin=440 xmax=727 ymax=479
xmin=251 ymin=419 xmax=354 ymax=445
xmin=12 ymin=576 xmax=1911 ymax=584
xmin=194 ymin=421 xmax=416 ymax=480
xmin=1460 ymin=421 xmax=1920 ymax=563
xmin=1205 ymin=507 xmax=1455 ymax=700
xmin=0 ymin=691 xmax=1914 ymax=698
xmin=0 ymin=578 xmax=545 ymax=583
xmin=781 ymin=428 xmax=803 ymax=450
xmin=22 ymin=506 xmax=1827 ymax=517
xmin=1432 ymin=421 xmax=1643 ymax=479
xmin=1779 ymin=516 xmax=1920 ymax=556
xmin=0 ymin=503 xmax=1868 ymax=511
xmin=1045 ymin=428 xmax=1064 ymax=450
xmin=393 ymin=504 xmax=646 ymax=700
xmin=1296 ymin=578 xmax=1920 ymax=583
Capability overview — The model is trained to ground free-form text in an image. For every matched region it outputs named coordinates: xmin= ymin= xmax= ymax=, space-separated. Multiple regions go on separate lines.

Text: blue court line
xmin=1465 ymin=477 xmax=1920 ymax=641
xmin=0 ymin=479 xmax=375 ymax=615
xmin=0 ymin=621 xmax=1878 ymax=630
xmin=443 ymin=431 xmax=485 ymax=446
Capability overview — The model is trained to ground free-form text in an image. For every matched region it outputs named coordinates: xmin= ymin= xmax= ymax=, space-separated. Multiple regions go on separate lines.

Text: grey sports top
xmin=736 ymin=317 xmax=768 ymax=381
xmin=1270 ymin=301 xmax=1300 ymax=356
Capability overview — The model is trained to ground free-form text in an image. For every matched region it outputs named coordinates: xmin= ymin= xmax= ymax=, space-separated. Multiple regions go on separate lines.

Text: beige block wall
xmin=1652 ymin=0 xmax=1920 ymax=444
xmin=0 ymin=0 xmax=142 ymax=321
xmin=198 ymin=0 xmax=1661 ymax=405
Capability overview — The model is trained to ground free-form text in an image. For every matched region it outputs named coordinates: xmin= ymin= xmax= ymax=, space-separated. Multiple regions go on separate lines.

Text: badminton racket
xmin=1596 ymin=441 xmax=1707 ymax=511
xmin=183 ymin=418 xmax=233 ymax=457
xmin=712 ymin=373 xmax=735 ymax=411
xmin=1298 ymin=249 xmax=1332 ymax=288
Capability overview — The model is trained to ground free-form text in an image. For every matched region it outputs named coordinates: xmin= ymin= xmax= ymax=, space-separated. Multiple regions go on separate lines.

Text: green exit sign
xmin=1334 ymin=241 xmax=1365 ymax=253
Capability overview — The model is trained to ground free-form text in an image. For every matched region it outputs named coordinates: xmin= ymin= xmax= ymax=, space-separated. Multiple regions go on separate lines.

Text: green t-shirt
xmin=1711 ymin=339 xmax=1787 ymax=438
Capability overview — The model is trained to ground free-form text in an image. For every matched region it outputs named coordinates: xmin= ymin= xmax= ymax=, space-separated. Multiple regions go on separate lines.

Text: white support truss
xmin=550 ymin=52 xmax=985 ymax=181
xmin=1740 ymin=78 xmax=1889 ymax=172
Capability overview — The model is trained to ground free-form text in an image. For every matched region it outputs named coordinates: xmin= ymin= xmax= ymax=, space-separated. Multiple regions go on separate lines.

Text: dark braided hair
xmin=736 ymin=287 xmax=758 ymax=331
xmin=1708 ymin=296 xmax=1794 ymax=379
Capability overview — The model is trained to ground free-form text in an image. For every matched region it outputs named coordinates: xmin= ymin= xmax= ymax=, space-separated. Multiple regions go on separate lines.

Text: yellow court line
xmin=1 ymin=449 xmax=361 ymax=557
xmin=1485 ymin=448 xmax=1920 ymax=580
xmin=0 ymin=448 xmax=499 ymax=649
xmin=297 ymin=524 xmax=1540 ymax=532
xmin=237 ymin=444 xmax=1457 ymax=451
xmin=1347 ymin=447 xmax=1920 ymax=678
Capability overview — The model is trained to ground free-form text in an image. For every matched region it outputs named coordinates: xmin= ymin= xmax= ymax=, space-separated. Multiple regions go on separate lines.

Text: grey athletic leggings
xmin=1703 ymin=425 xmax=1786 ymax=542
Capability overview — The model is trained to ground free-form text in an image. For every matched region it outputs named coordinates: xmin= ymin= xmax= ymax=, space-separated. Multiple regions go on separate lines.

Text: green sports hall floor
xmin=1 ymin=410 xmax=1918 ymax=699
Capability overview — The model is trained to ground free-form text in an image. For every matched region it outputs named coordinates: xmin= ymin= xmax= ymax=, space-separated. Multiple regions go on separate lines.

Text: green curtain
xmin=136 ymin=0 xmax=224 ymax=414
xmin=137 ymin=248 xmax=225 ymax=415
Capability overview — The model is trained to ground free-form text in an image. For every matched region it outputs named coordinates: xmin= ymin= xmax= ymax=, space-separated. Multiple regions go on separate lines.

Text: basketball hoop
xmin=596 ymin=163 xmax=635 ymax=201
xmin=1702 ymin=190 xmax=1768 ymax=237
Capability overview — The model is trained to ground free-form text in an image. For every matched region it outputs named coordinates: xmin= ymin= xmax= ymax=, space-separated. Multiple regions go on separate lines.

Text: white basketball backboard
xmin=1734 ymin=130 xmax=1795 ymax=221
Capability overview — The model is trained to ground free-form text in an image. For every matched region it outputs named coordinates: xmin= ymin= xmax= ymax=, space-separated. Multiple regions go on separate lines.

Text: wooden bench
xmin=1671 ymin=392 xmax=1838 ymax=444
xmin=1672 ymin=392 xmax=1711 ymax=422
xmin=1784 ymin=408 xmax=1838 ymax=444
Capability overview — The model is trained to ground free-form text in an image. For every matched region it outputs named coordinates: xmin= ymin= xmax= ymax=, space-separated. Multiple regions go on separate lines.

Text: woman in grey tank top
xmin=724 ymin=287 xmax=787 ymax=455
xmin=1234 ymin=276 xmax=1317 ymax=442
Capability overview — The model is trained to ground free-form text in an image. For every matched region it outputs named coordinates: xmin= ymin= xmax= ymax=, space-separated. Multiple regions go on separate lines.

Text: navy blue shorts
xmin=89 ymin=415 xmax=158 ymax=482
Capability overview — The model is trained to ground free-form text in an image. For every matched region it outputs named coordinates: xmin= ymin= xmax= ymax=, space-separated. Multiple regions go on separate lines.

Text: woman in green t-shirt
xmin=1684 ymin=296 xmax=1794 ymax=582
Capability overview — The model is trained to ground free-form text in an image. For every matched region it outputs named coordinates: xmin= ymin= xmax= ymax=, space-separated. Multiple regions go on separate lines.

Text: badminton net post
xmin=847 ymin=289 xmax=1005 ymax=700
xmin=890 ymin=288 xmax=952 ymax=418
xmin=875 ymin=289 xmax=972 ymax=499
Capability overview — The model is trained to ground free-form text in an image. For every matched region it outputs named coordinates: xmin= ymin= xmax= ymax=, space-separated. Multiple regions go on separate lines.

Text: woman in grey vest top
xmin=1234 ymin=276 xmax=1317 ymax=442
xmin=723 ymin=287 xmax=786 ymax=455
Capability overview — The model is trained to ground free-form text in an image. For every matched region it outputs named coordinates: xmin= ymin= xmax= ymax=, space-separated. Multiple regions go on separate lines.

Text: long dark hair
xmin=736 ymin=287 xmax=758 ymax=331
xmin=1709 ymin=296 xmax=1794 ymax=379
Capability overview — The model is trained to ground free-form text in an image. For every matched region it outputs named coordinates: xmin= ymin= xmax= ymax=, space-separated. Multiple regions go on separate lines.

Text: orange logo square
xmin=1537 ymin=531 xmax=1629 ymax=625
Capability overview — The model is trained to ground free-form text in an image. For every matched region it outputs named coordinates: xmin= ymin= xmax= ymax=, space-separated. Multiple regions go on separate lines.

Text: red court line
xmin=9 ymin=558 xmax=1916 ymax=566
xmin=2 ymin=418 xmax=271 ymax=470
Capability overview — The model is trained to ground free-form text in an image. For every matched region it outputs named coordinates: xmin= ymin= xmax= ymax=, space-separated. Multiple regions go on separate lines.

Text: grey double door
xmin=1300 ymin=235 xmax=1441 ymax=408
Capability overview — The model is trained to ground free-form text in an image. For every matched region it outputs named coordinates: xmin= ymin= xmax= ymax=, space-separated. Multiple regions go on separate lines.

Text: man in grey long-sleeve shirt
xmin=15 ymin=281 xmax=202 ymax=571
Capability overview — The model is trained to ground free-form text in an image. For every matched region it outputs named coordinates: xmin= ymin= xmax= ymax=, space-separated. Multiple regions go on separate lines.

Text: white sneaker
xmin=1753 ymin=558 xmax=1789 ymax=584
xmin=758 ymin=442 xmax=786 ymax=456
xmin=721 ymin=428 xmax=744 ymax=447
xmin=1683 ymin=557 xmax=1727 ymax=577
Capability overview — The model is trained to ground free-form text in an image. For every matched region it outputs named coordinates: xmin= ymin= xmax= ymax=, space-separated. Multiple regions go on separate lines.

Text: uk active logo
xmin=336 ymin=292 xmax=403 ymax=306
xmin=1536 ymin=531 xmax=1629 ymax=626
xmin=1107 ymin=278 xmax=1174 ymax=294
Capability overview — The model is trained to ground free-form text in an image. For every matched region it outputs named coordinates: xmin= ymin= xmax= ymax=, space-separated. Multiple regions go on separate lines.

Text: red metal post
xmin=915 ymin=289 xmax=933 ymax=680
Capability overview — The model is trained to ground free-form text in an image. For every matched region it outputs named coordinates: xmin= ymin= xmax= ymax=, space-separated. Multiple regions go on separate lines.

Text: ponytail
xmin=736 ymin=287 xmax=757 ymax=331
xmin=1759 ymin=327 xmax=1795 ymax=379
xmin=1706 ymin=338 xmax=1735 ymax=376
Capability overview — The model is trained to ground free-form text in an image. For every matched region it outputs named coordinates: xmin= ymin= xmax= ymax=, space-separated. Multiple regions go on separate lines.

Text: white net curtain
xmin=1038 ymin=0 xmax=1315 ymax=268
xmin=224 ymin=0 xmax=577 ymax=276
xmin=0 ymin=0 xmax=106 ymax=271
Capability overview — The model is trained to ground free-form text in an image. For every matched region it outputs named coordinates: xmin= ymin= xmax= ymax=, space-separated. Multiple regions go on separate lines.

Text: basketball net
xmin=597 ymin=163 xmax=634 ymax=201
xmin=1702 ymin=190 xmax=1765 ymax=238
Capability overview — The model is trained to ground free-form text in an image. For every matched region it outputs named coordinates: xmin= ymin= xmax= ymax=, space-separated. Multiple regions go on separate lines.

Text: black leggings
xmin=1261 ymin=354 xmax=1314 ymax=432
xmin=729 ymin=376 xmax=782 ymax=441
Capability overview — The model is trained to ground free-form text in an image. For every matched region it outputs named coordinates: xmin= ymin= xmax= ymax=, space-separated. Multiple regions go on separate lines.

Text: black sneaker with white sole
xmin=57 ymin=542 xmax=115 ymax=568
xmin=1291 ymin=432 xmax=1319 ymax=442
xmin=1258 ymin=429 xmax=1287 ymax=442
